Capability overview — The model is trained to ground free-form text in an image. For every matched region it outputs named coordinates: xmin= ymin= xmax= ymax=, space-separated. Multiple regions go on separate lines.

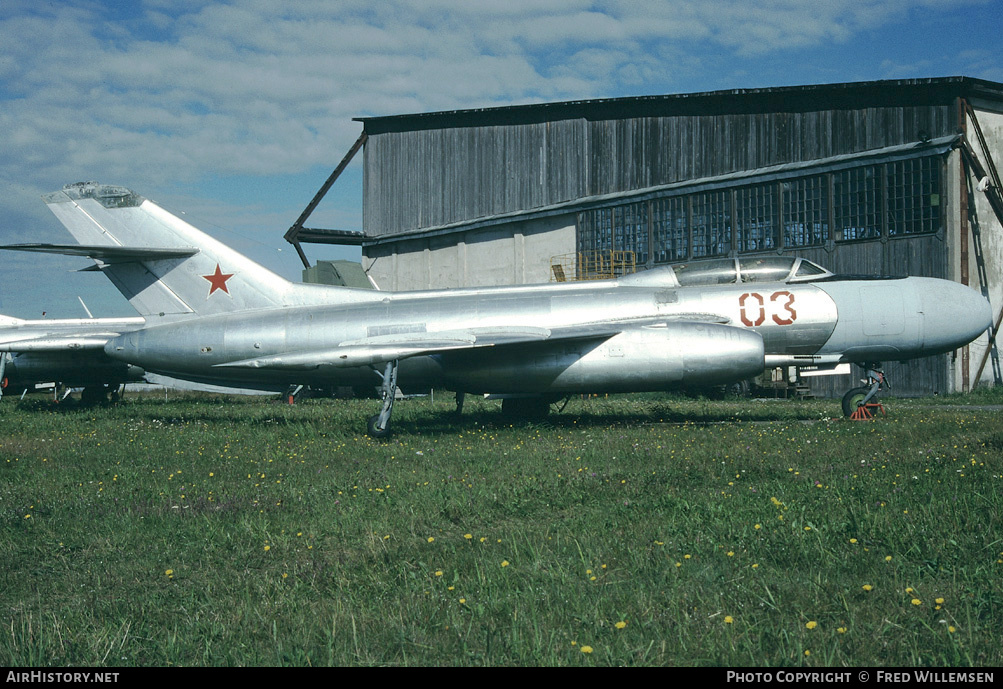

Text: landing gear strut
xmin=842 ymin=363 xmax=888 ymax=419
xmin=367 ymin=359 xmax=399 ymax=438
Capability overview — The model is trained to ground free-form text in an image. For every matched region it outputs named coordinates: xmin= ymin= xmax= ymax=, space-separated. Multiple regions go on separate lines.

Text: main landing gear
xmin=366 ymin=359 xmax=398 ymax=438
xmin=841 ymin=363 xmax=888 ymax=420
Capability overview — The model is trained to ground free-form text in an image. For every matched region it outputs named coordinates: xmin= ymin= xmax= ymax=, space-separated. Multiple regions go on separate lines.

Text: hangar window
xmin=577 ymin=202 xmax=648 ymax=262
xmin=652 ymin=196 xmax=688 ymax=263
xmin=577 ymin=207 xmax=613 ymax=254
xmin=613 ymin=203 xmax=648 ymax=264
xmin=886 ymin=157 xmax=942 ymax=236
xmin=691 ymin=190 xmax=731 ymax=258
xmin=834 ymin=166 xmax=882 ymax=241
xmin=575 ymin=152 xmax=944 ymax=266
xmin=782 ymin=176 xmax=828 ymax=248
xmin=735 ymin=183 xmax=778 ymax=252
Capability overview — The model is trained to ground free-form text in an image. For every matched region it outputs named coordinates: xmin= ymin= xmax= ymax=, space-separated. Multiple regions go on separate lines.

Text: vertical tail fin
xmin=43 ymin=182 xmax=294 ymax=319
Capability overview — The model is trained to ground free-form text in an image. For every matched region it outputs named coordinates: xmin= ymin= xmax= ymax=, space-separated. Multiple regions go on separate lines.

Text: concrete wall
xmin=965 ymin=105 xmax=1003 ymax=389
xmin=363 ymin=213 xmax=576 ymax=291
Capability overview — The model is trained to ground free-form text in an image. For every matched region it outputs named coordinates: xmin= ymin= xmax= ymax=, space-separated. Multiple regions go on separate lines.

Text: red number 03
xmin=739 ymin=291 xmax=797 ymax=326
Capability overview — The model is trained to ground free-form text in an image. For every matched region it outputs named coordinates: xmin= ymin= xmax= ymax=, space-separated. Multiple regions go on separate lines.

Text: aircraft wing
xmin=215 ymin=323 xmax=630 ymax=371
xmin=214 ymin=315 xmax=733 ymax=371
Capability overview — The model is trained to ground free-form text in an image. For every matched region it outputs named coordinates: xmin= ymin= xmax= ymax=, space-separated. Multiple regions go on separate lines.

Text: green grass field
xmin=2 ymin=390 xmax=1001 ymax=666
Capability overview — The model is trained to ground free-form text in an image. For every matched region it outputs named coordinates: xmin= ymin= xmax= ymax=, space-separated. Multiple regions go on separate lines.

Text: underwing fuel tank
xmin=439 ymin=321 xmax=765 ymax=394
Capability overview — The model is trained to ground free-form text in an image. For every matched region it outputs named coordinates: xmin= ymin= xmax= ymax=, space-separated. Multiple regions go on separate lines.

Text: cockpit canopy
xmin=666 ymin=257 xmax=832 ymax=287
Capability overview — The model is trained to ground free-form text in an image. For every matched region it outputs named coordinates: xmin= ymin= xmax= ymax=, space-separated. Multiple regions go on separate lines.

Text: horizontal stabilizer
xmin=0 ymin=243 xmax=198 ymax=263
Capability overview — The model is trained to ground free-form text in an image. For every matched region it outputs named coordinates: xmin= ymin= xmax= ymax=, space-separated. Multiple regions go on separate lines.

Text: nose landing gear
xmin=842 ymin=363 xmax=888 ymax=420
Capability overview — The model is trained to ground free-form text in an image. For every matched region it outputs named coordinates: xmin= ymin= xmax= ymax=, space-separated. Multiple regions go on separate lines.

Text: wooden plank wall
xmin=364 ymin=105 xmax=954 ymax=236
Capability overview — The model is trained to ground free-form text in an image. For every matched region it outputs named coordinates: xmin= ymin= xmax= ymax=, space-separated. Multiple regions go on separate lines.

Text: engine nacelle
xmin=3 ymin=351 xmax=145 ymax=390
xmin=440 ymin=322 xmax=765 ymax=394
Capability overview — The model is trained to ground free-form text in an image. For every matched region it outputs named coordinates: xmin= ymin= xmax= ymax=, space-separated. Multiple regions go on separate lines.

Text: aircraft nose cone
xmin=915 ymin=278 xmax=992 ymax=352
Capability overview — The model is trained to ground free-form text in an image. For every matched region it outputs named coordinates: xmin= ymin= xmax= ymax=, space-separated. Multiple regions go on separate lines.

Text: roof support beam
xmin=284 ymin=130 xmax=368 ymax=268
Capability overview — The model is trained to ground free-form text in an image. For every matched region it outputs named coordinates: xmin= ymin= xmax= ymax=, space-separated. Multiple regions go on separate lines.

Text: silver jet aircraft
xmin=5 ymin=182 xmax=992 ymax=436
xmin=0 ymin=312 xmax=146 ymax=401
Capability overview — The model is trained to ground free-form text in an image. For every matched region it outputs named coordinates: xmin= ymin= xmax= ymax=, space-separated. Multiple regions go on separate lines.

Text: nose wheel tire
xmin=367 ymin=414 xmax=392 ymax=439
xmin=841 ymin=386 xmax=872 ymax=417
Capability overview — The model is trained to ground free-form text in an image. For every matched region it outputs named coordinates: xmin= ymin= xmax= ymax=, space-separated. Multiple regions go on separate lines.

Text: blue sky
xmin=1 ymin=0 xmax=1001 ymax=318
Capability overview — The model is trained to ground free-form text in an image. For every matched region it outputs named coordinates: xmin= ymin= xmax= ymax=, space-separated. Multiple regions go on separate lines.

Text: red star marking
xmin=202 ymin=264 xmax=234 ymax=296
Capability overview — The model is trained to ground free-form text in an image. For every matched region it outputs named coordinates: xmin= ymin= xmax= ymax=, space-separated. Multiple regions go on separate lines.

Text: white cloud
xmin=3 ymin=0 xmax=994 ymax=195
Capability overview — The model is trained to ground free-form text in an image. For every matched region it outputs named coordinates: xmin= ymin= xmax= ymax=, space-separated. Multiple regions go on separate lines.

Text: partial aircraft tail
xmin=38 ymin=182 xmax=297 ymax=320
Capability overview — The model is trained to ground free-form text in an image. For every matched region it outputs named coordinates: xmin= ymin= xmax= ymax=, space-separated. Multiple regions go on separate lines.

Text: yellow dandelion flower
xmin=911 ymin=598 xmax=922 ymax=606
xmin=804 ymin=526 xmax=811 ymax=532
xmin=684 ymin=554 xmax=691 ymax=559
xmin=863 ymin=584 xmax=873 ymax=591
xmin=675 ymin=562 xmax=682 ymax=567
xmin=427 ymin=537 xmax=435 ymax=543
xmin=264 ymin=545 xmax=270 ymax=551
xmin=752 ymin=563 xmax=759 ymax=569
xmin=849 ymin=538 xmax=857 ymax=544
xmin=727 ymin=551 xmax=734 ymax=557
xmin=837 ymin=627 xmax=847 ymax=634
xmin=724 ymin=616 xmax=734 ymax=624
xmin=806 ymin=621 xmax=817 ymax=630
xmin=615 ymin=621 xmax=627 ymax=629
xmin=165 ymin=569 xmax=174 ymax=578
xmin=885 ymin=555 xmax=892 ymax=562
xmin=580 ymin=645 xmax=593 ymax=654
xmin=948 ymin=626 xmax=956 ymax=633
xmin=905 ymin=587 xmax=914 ymax=594
xmin=435 ymin=570 xmax=443 ymax=577
xmin=501 ymin=560 xmax=509 ymax=567
xmin=935 ymin=597 xmax=945 ymax=605
xmin=459 ymin=598 xmax=466 ymax=604
xmin=282 ymin=573 xmax=288 ymax=579
xmin=464 ymin=534 xmax=472 ymax=540
xmin=590 ymin=576 xmax=597 ymax=581
xmin=804 ymin=650 xmax=811 ymax=657
xmin=754 ymin=524 xmax=761 ymax=530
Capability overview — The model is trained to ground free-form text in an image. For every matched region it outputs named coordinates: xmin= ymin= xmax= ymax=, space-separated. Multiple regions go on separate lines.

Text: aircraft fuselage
xmin=102 ymin=272 xmax=989 ymax=395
